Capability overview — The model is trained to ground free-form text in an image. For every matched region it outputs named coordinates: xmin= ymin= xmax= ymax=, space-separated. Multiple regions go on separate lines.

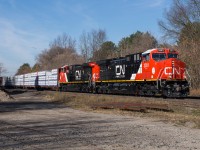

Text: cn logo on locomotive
xmin=75 ymin=70 xmax=81 ymax=80
xmin=164 ymin=67 xmax=181 ymax=75
xmin=115 ymin=65 xmax=125 ymax=78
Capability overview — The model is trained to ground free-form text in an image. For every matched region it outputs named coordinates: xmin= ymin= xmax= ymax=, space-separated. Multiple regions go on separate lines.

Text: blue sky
xmin=0 ymin=0 xmax=172 ymax=75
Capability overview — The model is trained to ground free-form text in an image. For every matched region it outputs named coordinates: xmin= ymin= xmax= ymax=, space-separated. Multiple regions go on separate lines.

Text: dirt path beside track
xmin=0 ymin=90 xmax=200 ymax=150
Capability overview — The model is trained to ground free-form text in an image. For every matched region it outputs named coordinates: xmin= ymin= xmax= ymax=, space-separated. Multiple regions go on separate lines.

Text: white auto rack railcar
xmin=2 ymin=69 xmax=58 ymax=89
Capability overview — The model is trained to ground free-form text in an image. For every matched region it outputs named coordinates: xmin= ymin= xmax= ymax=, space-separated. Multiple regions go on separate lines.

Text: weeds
xmin=49 ymin=91 xmax=200 ymax=129
xmin=190 ymin=89 xmax=200 ymax=96
xmin=191 ymin=109 xmax=200 ymax=116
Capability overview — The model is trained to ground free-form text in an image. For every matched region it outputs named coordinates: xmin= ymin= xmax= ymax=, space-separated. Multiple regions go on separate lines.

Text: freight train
xmin=0 ymin=48 xmax=190 ymax=97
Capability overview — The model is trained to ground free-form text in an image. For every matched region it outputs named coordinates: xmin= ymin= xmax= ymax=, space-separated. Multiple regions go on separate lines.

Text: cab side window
xmin=142 ymin=54 xmax=150 ymax=62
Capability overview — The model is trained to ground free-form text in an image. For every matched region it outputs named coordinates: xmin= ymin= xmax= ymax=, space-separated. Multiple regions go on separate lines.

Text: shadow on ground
xmin=3 ymin=89 xmax=32 ymax=95
xmin=0 ymin=101 xmax=66 ymax=113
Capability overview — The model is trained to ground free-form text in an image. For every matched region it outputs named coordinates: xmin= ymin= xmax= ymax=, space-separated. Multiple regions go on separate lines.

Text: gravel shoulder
xmin=0 ymin=89 xmax=200 ymax=150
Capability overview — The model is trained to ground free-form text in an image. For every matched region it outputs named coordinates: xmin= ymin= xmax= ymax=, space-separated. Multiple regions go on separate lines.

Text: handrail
xmin=185 ymin=69 xmax=191 ymax=87
xmin=156 ymin=68 xmax=164 ymax=89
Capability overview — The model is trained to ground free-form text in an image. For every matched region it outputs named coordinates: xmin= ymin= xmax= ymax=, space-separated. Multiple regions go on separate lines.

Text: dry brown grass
xmin=190 ymin=88 xmax=200 ymax=96
xmin=50 ymin=91 xmax=200 ymax=129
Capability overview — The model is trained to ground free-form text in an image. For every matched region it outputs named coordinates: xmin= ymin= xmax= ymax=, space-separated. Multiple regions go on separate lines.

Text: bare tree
xmin=158 ymin=0 xmax=200 ymax=41
xmin=15 ymin=63 xmax=31 ymax=75
xmin=36 ymin=33 xmax=83 ymax=70
xmin=158 ymin=0 xmax=200 ymax=88
xmin=90 ymin=29 xmax=107 ymax=61
xmin=0 ymin=63 xmax=7 ymax=76
xmin=32 ymin=63 xmax=41 ymax=72
xmin=79 ymin=31 xmax=91 ymax=62
xmin=79 ymin=29 xmax=107 ymax=62
xmin=49 ymin=32 xmax=76 ymax=51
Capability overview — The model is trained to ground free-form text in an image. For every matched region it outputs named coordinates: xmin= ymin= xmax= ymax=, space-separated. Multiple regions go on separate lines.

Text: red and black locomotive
xmin=58 ymin=48 xmax=190 ymax=97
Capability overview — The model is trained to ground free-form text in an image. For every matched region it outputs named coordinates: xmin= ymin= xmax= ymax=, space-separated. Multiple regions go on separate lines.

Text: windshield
xmin=152 ymin=53 xmax=166 ymax=61
xmin=168 ymin=53 xmax=178 ymax=58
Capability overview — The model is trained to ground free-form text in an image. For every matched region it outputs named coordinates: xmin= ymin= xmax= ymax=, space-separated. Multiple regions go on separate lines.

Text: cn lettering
xmin=75 ymin=70 xmax=81 ymax=80
xmin=116 ymin=65 xmax=125 ymax=76
xmin=164 ymin=67 xmax=180 ymax=75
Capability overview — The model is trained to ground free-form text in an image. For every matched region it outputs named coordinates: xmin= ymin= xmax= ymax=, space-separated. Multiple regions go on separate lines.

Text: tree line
xmin=16 ymin=30 xmax=157 ymax=73
xmin=15 ymin=0 xmax=200 ymax=89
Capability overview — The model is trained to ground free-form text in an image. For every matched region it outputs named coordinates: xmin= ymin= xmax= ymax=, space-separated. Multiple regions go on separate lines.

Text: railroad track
xmin=4 ymin=88 xmax=200 ymax=100
xmin=55 ymin=90 xmax=200 ymax=112
xmin=186 ymin=96 xmax=200 ymax=100
xmin=3 ymin=89 xmax=200 ymax=112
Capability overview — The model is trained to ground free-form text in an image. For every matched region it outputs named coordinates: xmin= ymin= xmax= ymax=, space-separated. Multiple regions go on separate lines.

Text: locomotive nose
xmin=164 ymin=58 xmax=185 ymax=80
xmin=166 ymin=58 xmax=185 ymax=80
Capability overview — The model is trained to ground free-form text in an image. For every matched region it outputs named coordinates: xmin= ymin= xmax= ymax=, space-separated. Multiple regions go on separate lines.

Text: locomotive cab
xmin=140 ymin=48 xmax=189 ymax=97
xmin=141 ymin=48 xmax=186 ymax=81
xmin=58 ymin=65 xmax=69 ymax=83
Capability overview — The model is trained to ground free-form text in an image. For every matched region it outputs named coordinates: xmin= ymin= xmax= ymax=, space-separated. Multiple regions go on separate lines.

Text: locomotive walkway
xmin=0 ymin=89 xmax=200 ymax=150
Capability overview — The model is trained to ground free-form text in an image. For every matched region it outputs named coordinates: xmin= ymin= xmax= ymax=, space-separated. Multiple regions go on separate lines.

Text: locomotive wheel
xmin=138 ymin=90 xmax=144 ymax=96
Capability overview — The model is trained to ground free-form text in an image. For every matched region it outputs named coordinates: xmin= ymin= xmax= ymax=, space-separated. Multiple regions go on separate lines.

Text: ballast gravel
xmin=0 ymin=90 xmax=12 ymax=101
xmin=0 ymin=90 xmax=199 ymax=150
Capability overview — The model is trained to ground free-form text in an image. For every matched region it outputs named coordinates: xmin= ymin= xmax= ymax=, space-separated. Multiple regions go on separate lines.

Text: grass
xmin=190 ymin=88 xmax=200 ymax=96
xmin=48 ymin=91 xmax=200 ymax=129
xmin=192 ymin=109 xmax=200 ymax=115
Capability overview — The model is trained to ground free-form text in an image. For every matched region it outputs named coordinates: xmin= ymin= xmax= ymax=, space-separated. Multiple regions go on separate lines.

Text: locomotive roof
xmin=126 ymin=52 xmax=142 ymax=57
xmin=142 ymin=48 xmax=175 ymax=55
xmin=96 ymin=58 xmax=113 ymax=65
xmin=142 ymin=48 xmax=156 ymax=55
